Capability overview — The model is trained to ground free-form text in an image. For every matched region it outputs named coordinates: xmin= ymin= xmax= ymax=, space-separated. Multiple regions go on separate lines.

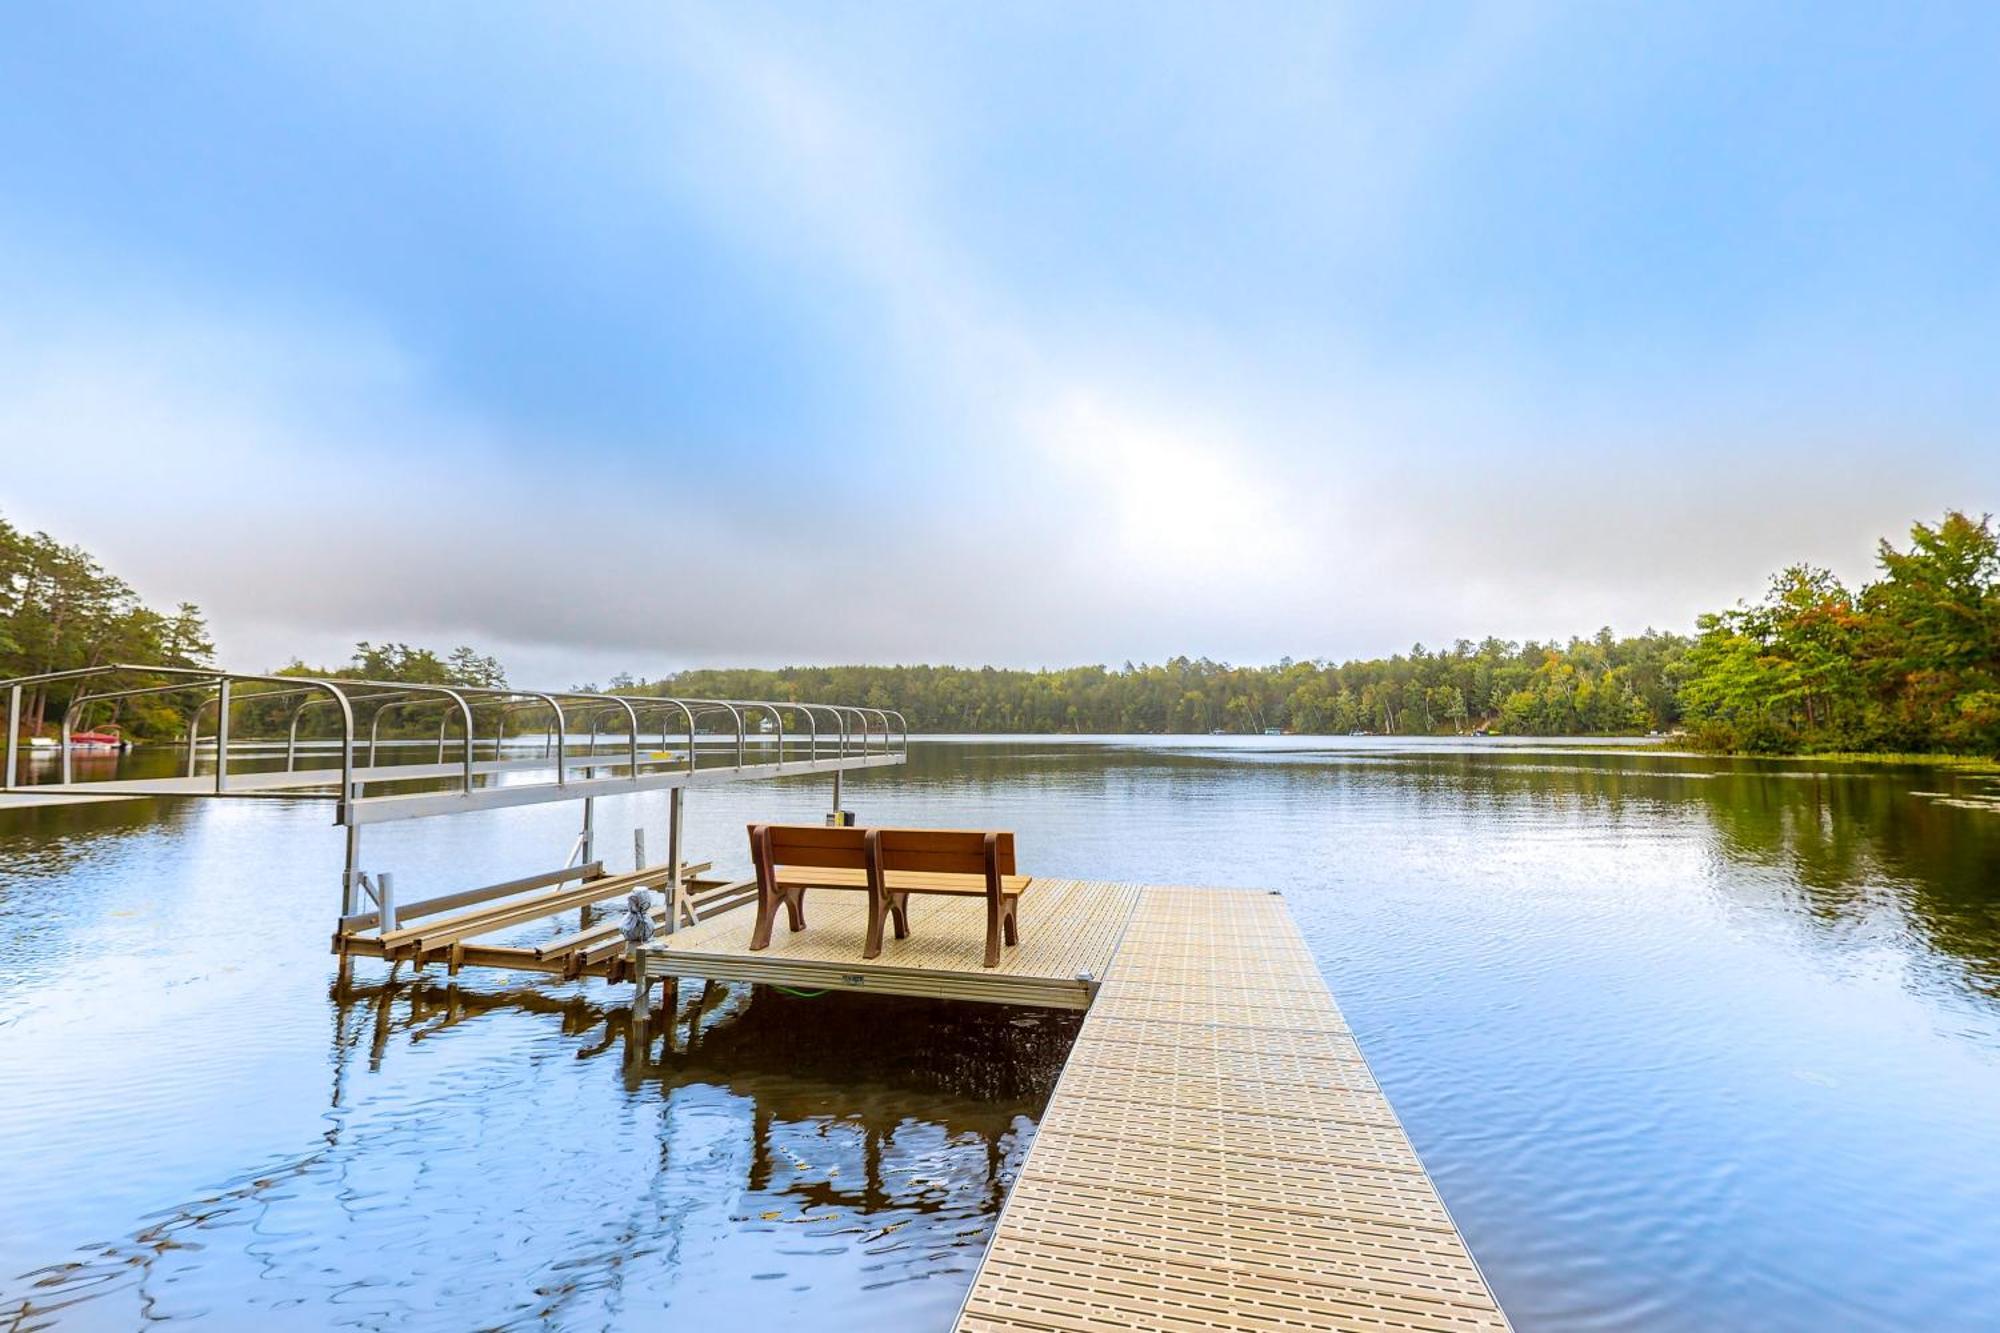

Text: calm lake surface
xmin=3 ymin=737 xmax=1999 ymax=1331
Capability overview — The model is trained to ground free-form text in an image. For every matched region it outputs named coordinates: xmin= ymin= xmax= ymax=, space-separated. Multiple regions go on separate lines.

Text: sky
xmin=2 ymin=3 xmax=1996 ymax=686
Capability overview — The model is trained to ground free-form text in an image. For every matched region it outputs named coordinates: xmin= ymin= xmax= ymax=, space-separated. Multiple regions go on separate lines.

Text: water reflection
xmin=2 ymin=971 xmax=1074 ymax=1331
xmin=3 ymin=739 xmax=1999 ymax=1331
xmin=906 ymin=740 xmax=2000 ymax=1007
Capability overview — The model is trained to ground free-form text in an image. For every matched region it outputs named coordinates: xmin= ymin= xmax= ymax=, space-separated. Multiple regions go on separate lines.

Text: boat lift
xmin=1 ymin=664 xmax=905 ymax=974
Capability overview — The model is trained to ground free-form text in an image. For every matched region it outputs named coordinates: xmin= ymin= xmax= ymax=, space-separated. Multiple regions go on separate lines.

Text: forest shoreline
xmin=7 ymin=508 xmax=1997 ymax=761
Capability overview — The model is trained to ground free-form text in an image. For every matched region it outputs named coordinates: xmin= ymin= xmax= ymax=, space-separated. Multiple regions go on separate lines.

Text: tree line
xmin=0 ymin=514 xmax=214 ymax=738
xmin=626 ymin=631 xmax=1686 ymax=739
xmin=624 ymin=509 xmax=2000 ymax=754
xmin=5 ymin=507 xmax=1996 ymax=754
xmin=1676 ymin=510 xmax=1999 ymax=755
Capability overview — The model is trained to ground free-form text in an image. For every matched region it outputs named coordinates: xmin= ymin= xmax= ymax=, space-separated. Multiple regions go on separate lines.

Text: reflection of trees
xmin=1684 ymin=766 xmax=2000 ymax=999
xmin=0 ymin=791 xmax=184 ymax=866
xmin=907 ymin=741 xmax=2000 ymax=1005
xmin=1314 ymin=749 xmax=2000 ymax=1003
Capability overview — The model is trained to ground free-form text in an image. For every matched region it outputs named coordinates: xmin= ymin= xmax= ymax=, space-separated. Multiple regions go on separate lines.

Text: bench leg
xmin=749 ymin=882 xmax=779 ymax=950
xmin=1002 ymin=895 xmax=1019 ymax=947
xmin=782 ymin=886 xmax=807 ymax=932
xmin=864 ymin=894 xmax=887 ymax=960
xmin=866 ymin=889 xmax=911 ymax=960
xmin=984 ymin=892 xmax=1004 ymax=968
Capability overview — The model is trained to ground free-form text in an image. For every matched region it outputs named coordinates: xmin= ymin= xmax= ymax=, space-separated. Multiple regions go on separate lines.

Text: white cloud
xmin=2 ymin=4 xmax=1993 ymax=682
xmin=1028 ymin=390 xmax=1310 ymax=589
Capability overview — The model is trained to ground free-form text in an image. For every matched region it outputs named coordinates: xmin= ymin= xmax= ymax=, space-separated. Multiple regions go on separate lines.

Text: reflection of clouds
xmin=0 ymin=974 xmax=1070 ymax=1328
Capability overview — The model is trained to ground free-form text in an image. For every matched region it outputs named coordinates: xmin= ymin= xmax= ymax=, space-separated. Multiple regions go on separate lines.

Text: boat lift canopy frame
xmin=2 ymin=664 xmax=906 ymax=827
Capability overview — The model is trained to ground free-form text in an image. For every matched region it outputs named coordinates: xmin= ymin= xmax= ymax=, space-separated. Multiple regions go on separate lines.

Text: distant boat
xmin=66 ymin=727 xmax=130 ymax=752
xmin=1263 ymin=727 xmax=1281 ymax=736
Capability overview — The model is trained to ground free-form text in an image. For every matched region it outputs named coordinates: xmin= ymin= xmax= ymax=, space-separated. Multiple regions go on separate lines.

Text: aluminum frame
xmin=3 ymin=663 xmax=907 ymax=826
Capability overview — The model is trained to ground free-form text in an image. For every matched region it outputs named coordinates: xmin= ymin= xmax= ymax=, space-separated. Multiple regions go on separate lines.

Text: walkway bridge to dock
xmin=1 ymin=662 xmax=1509 ymax=1330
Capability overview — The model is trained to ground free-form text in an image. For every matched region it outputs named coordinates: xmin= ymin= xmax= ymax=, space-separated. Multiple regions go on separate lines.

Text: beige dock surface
xmin=640 ymin=877 xmax=1508 ymax=1328
xmin=647 ymin=877 xmax=1138 ymax=1009
xmin=956 ymin=885 xmax=1511 ymax=1333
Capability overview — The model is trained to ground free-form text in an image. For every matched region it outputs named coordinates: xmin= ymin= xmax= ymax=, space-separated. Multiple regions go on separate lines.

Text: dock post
xmin=632 ymin=944 xmax=650 ymax=1019
xmin=832 ymin=770 xmax=843 ymax=820
xmin=377 ymin=871 xmax=397 ymax=933
xmin=666 ymin=787 xmax=684 ymax=932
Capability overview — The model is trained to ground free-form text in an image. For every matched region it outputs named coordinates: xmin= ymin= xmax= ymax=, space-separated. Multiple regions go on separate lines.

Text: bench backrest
xmin=749 ymin=823 xmax=869 ymax=871
xmin=747 ymin=824 xmax=1018 ymax=877
xmin=872 ymin=828 xmax=1016 ymax=877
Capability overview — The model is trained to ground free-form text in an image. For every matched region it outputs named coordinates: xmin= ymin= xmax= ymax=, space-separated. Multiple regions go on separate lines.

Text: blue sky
xmin=2 ymin=4 xmax=1995 ymax=683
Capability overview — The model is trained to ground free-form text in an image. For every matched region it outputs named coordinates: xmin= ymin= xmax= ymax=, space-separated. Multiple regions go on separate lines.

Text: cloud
xmin=1 ymin=3 xmax=1994 ymax=683
xmin=1028 ymin=390 xmax=1310 ymax=590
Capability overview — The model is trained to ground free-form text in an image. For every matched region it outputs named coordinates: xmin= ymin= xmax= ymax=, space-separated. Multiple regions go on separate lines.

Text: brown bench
xmin=746 ymin=824 xmax=1032 ymax=967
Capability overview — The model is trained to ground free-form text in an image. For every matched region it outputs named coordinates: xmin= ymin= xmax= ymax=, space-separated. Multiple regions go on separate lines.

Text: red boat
xmin=67 ymin=727 xmax=130 ymax=752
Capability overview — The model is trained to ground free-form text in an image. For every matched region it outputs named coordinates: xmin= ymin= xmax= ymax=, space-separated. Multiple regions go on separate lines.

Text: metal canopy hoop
xmin=0 ymin=663 xmax=906 ymax=827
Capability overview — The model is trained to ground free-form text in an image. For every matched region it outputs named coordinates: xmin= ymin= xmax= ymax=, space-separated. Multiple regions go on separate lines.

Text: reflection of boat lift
xmin=1 ymin=663 xmax=905 ymax=988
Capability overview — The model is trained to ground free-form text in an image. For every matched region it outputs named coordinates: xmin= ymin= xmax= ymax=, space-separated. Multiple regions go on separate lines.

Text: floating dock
xmin=641 ymin=882 xmax=1511 ymax=1332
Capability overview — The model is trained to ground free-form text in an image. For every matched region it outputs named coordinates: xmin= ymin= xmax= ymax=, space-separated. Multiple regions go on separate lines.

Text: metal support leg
xmin=213 ymin=679 xmax=231 ymax=793
xmin=666 ymin=787 xmax=684 ymax=933
xmin=378 ymin=871 xmax=398 ymax=933
xmin=342 ymin=820 xmax=363 ymax=916
xmin=4 ymin=684 xmax=18 ymax=790
xmin=578 ymin=796 xmax=599 ymax=927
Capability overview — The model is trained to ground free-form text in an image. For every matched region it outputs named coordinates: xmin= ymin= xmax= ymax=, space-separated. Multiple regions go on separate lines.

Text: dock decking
xmin=641 ymin=880 xmax=1511 ymax=1332
xmin=646 ymin=876 xmax=1138 ymax=1009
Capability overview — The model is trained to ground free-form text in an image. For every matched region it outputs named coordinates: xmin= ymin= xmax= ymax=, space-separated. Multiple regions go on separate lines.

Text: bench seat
xmin=770 ymin=865 xmax=1034 ymax=897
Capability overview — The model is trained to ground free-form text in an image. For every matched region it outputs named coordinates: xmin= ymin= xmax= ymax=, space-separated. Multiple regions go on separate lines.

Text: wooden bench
xmin=746 ymin=824 xmax=1032 ymax=967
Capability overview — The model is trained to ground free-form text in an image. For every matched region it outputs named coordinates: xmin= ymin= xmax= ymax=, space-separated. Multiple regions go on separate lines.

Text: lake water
xmin=3 ymin=737 xmax=1999 ymax=1331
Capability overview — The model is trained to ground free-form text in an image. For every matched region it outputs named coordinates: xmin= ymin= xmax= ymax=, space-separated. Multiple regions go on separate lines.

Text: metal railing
xmin=2 ymin=663 xmax=907 ymax=824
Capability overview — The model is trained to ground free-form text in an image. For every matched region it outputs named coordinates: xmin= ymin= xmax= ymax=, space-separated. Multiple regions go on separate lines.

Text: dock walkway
xmin=644 ymin=881 xmax=1510 ymax=1331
